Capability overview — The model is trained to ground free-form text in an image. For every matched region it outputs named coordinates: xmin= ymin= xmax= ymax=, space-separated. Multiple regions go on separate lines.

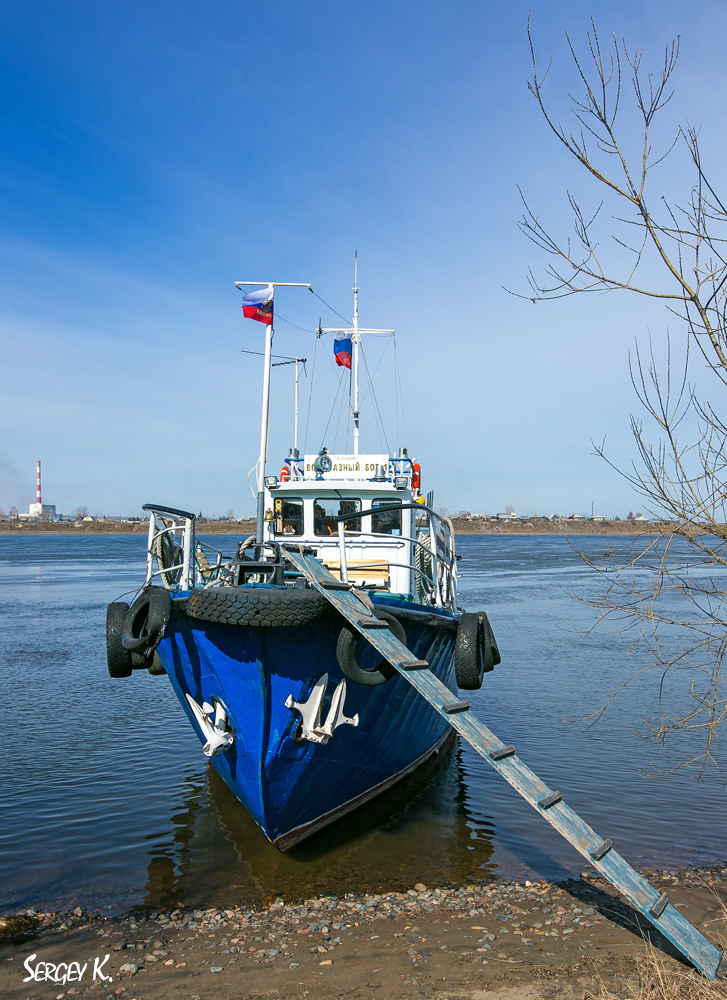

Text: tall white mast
xmin=294 ymin=358 xmax=301 ymax=453
xmin=353 ymin=252 xmax=360 ymax=456
xmin=234 ymin=280 xmax=311 ymax=543
xmin=321 ymin=255 xmax=395 ymax=457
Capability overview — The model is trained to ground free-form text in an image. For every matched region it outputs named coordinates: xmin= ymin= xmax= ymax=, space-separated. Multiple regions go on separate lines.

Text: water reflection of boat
xmin=108 ymin=264 xmax=499 ymax=852
xmin=141 ymin=732 xmax=499 ymax=912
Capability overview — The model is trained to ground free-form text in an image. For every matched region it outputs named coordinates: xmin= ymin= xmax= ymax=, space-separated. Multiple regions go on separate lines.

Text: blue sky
xmin=1 ymin=0 xmax=726 ymax=517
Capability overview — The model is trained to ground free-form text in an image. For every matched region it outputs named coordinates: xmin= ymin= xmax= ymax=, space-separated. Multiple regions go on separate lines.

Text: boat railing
xmin=332 ymin=502 xmax=456 ymax=608
xmin=141 ymin=500 xmax=454 ymax=602
xmin=312 ymin=537 xmax=436 ymax=594
xmin=142 ymin=504 xmax=196 ymax=591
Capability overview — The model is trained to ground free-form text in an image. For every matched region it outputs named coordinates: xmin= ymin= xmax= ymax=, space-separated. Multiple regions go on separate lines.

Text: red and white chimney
xmin=36 ymin=460 xmax=42 ymax=505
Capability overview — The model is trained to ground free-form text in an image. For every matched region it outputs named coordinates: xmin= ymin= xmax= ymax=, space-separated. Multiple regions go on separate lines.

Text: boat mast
xmin=321 ymin=257 xmax=395 ymax=458
xmin=259 ymin=318 xmax=274 ymax=538
xmin=234 ymin=280 xmax=311 ymax=544
xmin=353 ymin=252 xmax=360 ymax=456
xmin=294 ymin=357 xmax=301 ymax=453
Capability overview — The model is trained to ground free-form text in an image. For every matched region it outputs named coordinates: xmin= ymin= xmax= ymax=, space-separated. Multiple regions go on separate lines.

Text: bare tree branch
xmin=519 ymin=21 xmax=727 ymax=776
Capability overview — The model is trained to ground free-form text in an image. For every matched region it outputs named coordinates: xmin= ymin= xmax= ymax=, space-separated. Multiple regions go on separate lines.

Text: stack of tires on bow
xmin=106 ymin=587 xmax=500 ymax=691
xmin=106 ymin=589 xmax=172 ymax=677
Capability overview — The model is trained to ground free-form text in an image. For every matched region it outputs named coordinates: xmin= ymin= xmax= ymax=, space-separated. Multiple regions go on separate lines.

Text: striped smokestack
xmin=36 ymin=460 xmax=41 ymax=505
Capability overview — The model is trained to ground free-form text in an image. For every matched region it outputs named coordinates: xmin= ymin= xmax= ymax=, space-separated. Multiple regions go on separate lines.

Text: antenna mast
xmin=321 ymin=256 xmax=395 ymax=456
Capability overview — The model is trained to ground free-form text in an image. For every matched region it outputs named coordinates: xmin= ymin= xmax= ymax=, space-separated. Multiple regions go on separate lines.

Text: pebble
xmin=3 ymin=861 xmax=723 ymax=976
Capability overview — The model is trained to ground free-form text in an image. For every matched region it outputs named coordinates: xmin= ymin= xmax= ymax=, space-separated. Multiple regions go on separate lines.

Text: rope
xmin=360 ymin=344 xmax=390 ymax=453
xmin=303 ymin=326 xmax=320 ymax=455
xmin=414 ymin=530 xmax=433 ymax=604
xmin=332 ymin=369 xmax=349 ymax=451
xmin=345 ymin=366 xmax=352 ymax=451
xmin=309 ymin=288 xmax=351 ymax=326
xmin=393 ymin=335 xmax=409 ymax=448
xmin=320 ymin=366 xmax=349 ymax=449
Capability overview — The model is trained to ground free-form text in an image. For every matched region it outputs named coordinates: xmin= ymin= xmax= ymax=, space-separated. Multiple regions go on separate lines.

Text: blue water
xmin=0 ymin=533 xmax=724 ymax=915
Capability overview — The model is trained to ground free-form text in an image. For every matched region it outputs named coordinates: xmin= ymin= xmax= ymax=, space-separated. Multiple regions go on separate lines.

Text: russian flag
xmin=242 ymin=285 xmax=274 ymax=325
xmin=334 ymin=330 xmax=352 ymax=369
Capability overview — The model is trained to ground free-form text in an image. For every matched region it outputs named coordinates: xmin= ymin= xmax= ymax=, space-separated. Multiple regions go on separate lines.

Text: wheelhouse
xmin=258 ymin=449 xmax=455 ymax=605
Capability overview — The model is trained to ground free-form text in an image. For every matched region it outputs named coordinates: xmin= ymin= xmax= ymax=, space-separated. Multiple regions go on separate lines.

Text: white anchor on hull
xmin=186 ymin=694 xmax=235 ymax=757
xmin=285 ymin=674 xmax=359 ymax=744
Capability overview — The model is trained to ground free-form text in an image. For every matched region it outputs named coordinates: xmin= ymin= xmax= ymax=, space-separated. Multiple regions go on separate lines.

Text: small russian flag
xmin=242 ymin=285 xmax=274 ymax=325
xmin=334 ymin=330 xmax=352 ymax=369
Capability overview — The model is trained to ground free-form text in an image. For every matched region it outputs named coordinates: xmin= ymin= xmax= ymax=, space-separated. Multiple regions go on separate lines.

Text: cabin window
xmin=313 ymin=498 xmax=362 ymax=536
xmin=372 ymin=498 xmax=402 ymax=535
xmin=273 ymin=497 xmax=304 ymax=535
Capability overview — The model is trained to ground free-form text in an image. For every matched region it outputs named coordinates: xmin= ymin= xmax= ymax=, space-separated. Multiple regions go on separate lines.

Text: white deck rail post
xmin=145 ymin=513 xmax=156 ymax=585
xmin=337 ymin=520 xmax=349 ymax=583
xmin=182 ymin=515 xmax=194 ymax=590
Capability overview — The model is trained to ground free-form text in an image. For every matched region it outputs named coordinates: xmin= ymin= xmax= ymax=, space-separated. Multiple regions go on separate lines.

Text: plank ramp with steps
xmin=281 ymin=544 xmax=725 ymax=980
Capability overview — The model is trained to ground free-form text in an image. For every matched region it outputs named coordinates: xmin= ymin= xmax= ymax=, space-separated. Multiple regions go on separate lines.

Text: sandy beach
xmin=3 ymin=867 xmax=725 ymax=999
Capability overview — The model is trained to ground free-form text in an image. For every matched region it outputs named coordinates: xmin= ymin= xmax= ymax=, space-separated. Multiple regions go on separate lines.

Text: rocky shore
xmin=3 ymin=866 xmax=725 ymax=999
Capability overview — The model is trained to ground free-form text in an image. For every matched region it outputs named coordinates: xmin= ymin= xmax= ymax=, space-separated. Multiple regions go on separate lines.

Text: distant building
xmin=28 ymin=503 xmax=57 ymax=519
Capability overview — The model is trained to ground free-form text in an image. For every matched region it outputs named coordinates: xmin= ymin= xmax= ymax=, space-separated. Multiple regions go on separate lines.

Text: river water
xmin=0 ymin=533 xmax=724 ymax=916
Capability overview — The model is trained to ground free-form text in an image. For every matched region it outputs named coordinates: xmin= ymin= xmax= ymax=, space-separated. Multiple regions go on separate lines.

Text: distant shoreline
xmin=0 ymin=518 xmax=659 ymax=536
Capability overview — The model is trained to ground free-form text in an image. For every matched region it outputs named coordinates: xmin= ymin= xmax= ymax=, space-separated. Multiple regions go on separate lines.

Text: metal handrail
xmin=326 ymin=559 xmax=434 ymax=582
xmin=317 ymin=529 xmax=435 ymax=558
xmin=331 ymin=499 xmax=440 ymax=525
xmin=330 ymin=502 xmax=455 ymax=607
xmin=145 ymin=505 xmax=195 ymax=591
xmin=142 ymin=503 xmax=196 ymax=520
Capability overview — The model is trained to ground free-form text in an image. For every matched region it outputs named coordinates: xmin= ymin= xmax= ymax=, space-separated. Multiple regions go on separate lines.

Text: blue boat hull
xmin=156 ymin=596 xmax=458 ymax=849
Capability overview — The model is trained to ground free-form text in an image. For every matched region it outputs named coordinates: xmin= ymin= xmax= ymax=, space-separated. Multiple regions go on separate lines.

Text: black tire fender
xmin=129 ymin=650 xmax=167 ymax=674
xmin=455 ymin=612 xmax=485 ymax=689
xmin=187 ymin=586 xmax=328 ymax=627
xmin=122 ymin=588 xmax=172 ymax=654
xmin=455 ymin=611 xmax=501 ymax=689
xmin=483 ymin=612 xmax=501 ymax=668
xmin=148 ymin=652 xmax=166 ymax=675
xmin=336 ymin=608 xmax=407 ymax=687
xmin=106 ymin=602 xmax=132 ymax=678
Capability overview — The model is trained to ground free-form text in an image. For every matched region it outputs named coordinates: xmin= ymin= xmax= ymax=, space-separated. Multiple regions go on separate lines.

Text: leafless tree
xmin=518 ymin=19 xmax=727 ymax=777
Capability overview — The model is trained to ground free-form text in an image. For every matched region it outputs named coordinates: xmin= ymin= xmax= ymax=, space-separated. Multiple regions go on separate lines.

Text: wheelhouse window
xmin=313 ymin=498 xmax=362 ymax=536
xmin=372 ymin=498 xmax=402 ymax=535
xmin=273 ymin=497 xmax=304 ymax=535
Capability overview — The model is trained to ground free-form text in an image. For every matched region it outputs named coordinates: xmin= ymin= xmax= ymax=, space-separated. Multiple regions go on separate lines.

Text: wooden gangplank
xmin=281 ymin=544 xmax=725 ymax=980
